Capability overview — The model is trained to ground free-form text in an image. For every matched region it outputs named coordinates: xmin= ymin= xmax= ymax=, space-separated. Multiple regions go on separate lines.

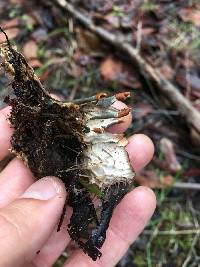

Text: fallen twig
xmin=173 ymin=182 xmax=200 ymax=191
xmin=55 ymin=0 xmax=200 ymax=134
xmin=143 ymin=229 xmax=200 ymax=236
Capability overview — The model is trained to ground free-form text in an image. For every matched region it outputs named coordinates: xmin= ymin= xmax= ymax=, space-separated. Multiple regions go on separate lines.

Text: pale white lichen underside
xmin=84 ymin=114 xmax=135 ymax=189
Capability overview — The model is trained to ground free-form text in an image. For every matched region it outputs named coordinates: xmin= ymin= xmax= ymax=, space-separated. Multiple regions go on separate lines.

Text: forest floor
xmin=0 ymin=0 xmax=200 ymax=266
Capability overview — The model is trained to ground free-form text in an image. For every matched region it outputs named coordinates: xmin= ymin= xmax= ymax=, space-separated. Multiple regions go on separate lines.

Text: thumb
xmin=0 ymin=177 xmax=66 ymax=267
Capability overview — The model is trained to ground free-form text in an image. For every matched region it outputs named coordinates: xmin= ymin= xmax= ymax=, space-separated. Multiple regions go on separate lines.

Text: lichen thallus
xmin=0 ymin=27 xmax=135 ymax=261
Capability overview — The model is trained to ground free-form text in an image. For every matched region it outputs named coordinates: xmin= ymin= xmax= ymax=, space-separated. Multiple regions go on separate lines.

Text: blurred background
xmin=0 ymin=0 xmax=200 ymax=266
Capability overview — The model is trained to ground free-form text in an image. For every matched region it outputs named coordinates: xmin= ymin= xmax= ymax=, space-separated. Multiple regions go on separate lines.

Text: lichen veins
xmin=54 ymin=92 xmax=135 ymax=190
xmin=82 ymin=98 xmax=135 ymax=189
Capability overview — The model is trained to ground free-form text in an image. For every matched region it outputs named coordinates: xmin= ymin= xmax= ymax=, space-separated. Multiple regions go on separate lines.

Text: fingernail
xmin=22 ymin=177 xmax=63 ymax=200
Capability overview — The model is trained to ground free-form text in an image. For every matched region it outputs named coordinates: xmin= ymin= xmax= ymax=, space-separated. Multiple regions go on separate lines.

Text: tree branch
xmin=143 ymin=229 xmax=200 ymax=236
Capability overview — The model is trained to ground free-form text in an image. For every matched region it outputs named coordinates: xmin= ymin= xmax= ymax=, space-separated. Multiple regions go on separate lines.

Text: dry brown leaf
xmin=176 ymin=70 xmax=200 ymax=93
xmin=179 ymin=8 xmax=200 ymax=27
xmin=183 ymin=168 xmax=200 ymax=178
xmin=190 ymin=11 xmax=200 ymax=26
xmin=10 ymin=0 xmax=25 ymax=3
xmin=0 ymin=27 xmax=19 ymax=43
xmin=23 ymin=40 xmax=38 ymax=60
xmin=160 ymin=138 xmax=181 ymax=172
xmin=1 ymin=18 xmax=19 ymax=29
xmin=192 ymin=89 xmax=200 ymax=98
xmin=160 ymin=65 xmax=174 ymax=80
xmin=135 ymin=171 xmax=174 ymax=188
xmin=142 ymin=27 xmax=156 ymax=36
xmin=104 ymin=14 xmax=120 ymax=28
xmin=76 ymin=27 xmax=102 ymax=54
xmin=24 ymin=14 xmax=37 ymax=28
xmin=22 ymin=40 xmax=41 ymax=68
xmin=135 ymin=172 xmax=159 ymax=188
xmin=194 ymin=100 xmax=200 ymax=111
xmin=134 ymin=103 xmax=153 ymax=119
xmin=100 ymin=56 xmax=141 ymax=88
xmin=181 ymin=58 xmax=194 ymax=68
xmin=190 ymin=128 xmax=200 ymax=146
xmin=29 ymin=59 xmax=42 ymax=68
xmin=100 ymin=57 xmax=122 ymax=81
xmin=38 ymin=70 xmax=49 ymax=82
xmin=0 ymin=18 xmax=20 ymax=43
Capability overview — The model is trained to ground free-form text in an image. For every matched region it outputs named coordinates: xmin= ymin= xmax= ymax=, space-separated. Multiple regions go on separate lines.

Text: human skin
xmin=0 ymin=103 xmax=156 ymax=267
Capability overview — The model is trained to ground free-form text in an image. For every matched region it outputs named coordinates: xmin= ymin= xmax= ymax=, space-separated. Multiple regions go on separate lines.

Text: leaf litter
xmin=0 ymin=0 xmax=200 ymax=266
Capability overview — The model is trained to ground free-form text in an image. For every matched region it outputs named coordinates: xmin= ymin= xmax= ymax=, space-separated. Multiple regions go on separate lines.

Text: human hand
xmin=0 ymin=102 xmax=156 ymax=267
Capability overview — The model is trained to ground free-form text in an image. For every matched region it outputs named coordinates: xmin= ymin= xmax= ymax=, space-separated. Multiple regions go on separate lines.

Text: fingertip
xmin=126 ymin=134 xmax=154 ymax=172
xmin=129 ymin=186 xmax=157 ymax=213
xmin=113 ymin=185 xmax=156 ymax=225
xmin=21 ymin=176 xmax=67 ymax=200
